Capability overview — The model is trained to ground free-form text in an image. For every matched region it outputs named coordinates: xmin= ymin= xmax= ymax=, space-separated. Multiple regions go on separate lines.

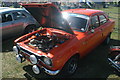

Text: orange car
xmin=13 ymin=3 xmax=115 ymax=76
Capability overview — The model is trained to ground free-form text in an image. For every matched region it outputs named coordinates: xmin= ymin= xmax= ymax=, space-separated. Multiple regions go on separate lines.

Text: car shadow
xmin=22 ymin=39 xmax=120 ymax=79
xmin=23 ymin=65 xmax=51 ymax=79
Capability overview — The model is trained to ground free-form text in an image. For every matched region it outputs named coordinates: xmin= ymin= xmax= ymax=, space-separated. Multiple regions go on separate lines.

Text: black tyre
xmin=24 ymin=25 xmax=37 ymax=34
xmin=61 ymin=55 xmax=79 ymax=76
xmin=103 ymin=33 xmax=111 ymax=45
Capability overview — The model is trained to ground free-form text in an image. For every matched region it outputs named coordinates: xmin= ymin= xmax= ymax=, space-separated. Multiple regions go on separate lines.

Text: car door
xmin=11 ymin=11 xmax=26 ymax=35
xmin=85 ymin=15 xmax=103 ymax=52
xmin=1 ymin=12 xmax=15 ymax=39
xmin=98 ymin=14 xmax=110 ymax=40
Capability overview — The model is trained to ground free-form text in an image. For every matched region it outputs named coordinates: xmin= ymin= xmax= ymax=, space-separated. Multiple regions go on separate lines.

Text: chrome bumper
xmin=42 ymin=67 xmax=60 ymax=75
xmin=13 ymin=45 xmax=60 ymax=75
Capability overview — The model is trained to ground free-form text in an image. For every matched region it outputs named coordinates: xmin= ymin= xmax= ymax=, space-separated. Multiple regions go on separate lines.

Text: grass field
xmin=98 ymin=6 xmax=120 ymax=40
xmin=2 ymin=6 xmax=120 ymax=79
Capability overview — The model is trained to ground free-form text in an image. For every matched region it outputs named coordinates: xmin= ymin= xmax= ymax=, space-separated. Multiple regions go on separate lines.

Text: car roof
xmin=62 ymin=8 xmax=104 ymax=16
xmin=0 ymin=7 xmax=24 ymax=13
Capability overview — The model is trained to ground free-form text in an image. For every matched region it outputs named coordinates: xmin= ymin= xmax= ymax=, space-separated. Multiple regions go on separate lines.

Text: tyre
xmin=61 ymin=55 xmax=79 ymax=76
xmin=24 ymin=25 xmax=37 ymax=34
xmin=103 ymin=33 xmax=111 ymax=45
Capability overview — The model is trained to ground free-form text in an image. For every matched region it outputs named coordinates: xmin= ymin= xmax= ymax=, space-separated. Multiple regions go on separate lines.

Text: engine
xmin=28 ymin=32 xmax=69 ymax=52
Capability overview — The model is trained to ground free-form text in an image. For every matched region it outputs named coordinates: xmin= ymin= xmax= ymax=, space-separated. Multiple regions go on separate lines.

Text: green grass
xmin=2 ymin=52 xmax=29 ymax=78
xmin=98 ymin=7 xmax=120 ymax=40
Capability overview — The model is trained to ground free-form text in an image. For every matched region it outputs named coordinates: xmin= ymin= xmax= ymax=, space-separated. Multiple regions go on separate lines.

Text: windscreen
xmin=62 ymin=13 xmax=89 ymax=32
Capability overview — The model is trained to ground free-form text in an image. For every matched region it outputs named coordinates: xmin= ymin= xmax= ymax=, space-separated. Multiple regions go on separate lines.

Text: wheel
xmin=24 ymin=25 xmax=37 ymax=34
xmin=103 ymin=33 xmax=111 ymax=45
xmin=61 ymin=55 xmax=79 ymax=76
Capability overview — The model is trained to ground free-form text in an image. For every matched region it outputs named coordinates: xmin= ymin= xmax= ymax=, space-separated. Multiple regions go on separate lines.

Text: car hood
xmin=21 ymin=3 xmax=74 ymax=34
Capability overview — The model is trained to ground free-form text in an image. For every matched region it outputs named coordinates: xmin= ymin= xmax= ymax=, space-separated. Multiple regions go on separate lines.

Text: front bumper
xmin=16 ymin=53 xmax=60 ymax=75
xmin=32 ymin=64 xmax=60 ymax=75
xmin=42 ymin=67 xmax=60 ymax=75
xmin=108 ymin=58 xmax=120 ymax=72
xmin=13 ymin=46 xmax=60 ymax=75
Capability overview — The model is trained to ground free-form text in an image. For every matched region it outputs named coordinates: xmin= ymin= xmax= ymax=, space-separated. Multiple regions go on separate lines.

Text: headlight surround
xmin=29 ymin=55 xmax=38 ymax=64
xmin=42 ymin=57 xmax=52 ymax=67
xmin=13 ymin=46 xmax=19 ymax=54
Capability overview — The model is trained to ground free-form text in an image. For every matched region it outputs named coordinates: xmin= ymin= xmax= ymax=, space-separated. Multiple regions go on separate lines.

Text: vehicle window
xmin=2 ymin=13 xmax=12 ymax=23
xmin=99 ymin=15 xmax=107 ymax=25
xmin=12 ymin=12 xmax=26 ymax=20
xmin=90 ymin=15 xmax=99 ymax=29
xmin=66 ymin=16 xmax=87 ymax=32
xmin=21 ymin=12 xmax=26 ymax=18
xmin=0 ymin=15 xmax=2 ymax=23
xmin=62 ymin=13 xmax=89 ymax=32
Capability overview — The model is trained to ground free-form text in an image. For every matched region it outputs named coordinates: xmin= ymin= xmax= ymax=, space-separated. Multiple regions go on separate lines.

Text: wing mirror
xmin=90 ymin=29 xmax=95 ymax=33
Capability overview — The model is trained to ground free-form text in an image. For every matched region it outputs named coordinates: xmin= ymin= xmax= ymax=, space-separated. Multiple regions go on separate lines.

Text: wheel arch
xmin=23 ymin=24 xmax=37 ymax=34
xmin=62 ymin=53 xmax=80 ymax=69
xmin=59 ymin=53 xmax=80 ymax=76
xmin=24 ymin=24 xmax=37 ymax=30
xmin=72 ymin=53 xmax=80 ymax=59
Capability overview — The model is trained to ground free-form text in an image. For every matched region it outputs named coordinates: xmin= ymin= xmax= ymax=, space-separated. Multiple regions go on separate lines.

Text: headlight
xmin=43 ymin=57 xmax=52 ymax=66
xmin=30 ymin=55 xmax=37 ymax=64
xmin=13 ymin=46 xmax=19 ymax=54
xmin=16 ymin=54 xmax=23 ymax=63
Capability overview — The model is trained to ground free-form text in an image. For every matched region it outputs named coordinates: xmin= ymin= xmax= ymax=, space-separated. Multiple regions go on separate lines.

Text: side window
xmin=12 ymin=11 xmax=26 ymax=20
xmin=0 ymin=15 xmax=2 ymax=23
xmin=20 ymin=12 xmax=26 ymax=18
xmin=99 ymin=15 xmax=107 ymax=25
xmin=2 ymin=13 xmax=12 ymax=23
xmin=90 ymin=15 xmax=99 ymax=29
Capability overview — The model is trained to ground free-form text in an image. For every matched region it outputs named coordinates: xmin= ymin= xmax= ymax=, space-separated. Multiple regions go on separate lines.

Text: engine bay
xmin=28 ymin=29 xmax=70 ymax=52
